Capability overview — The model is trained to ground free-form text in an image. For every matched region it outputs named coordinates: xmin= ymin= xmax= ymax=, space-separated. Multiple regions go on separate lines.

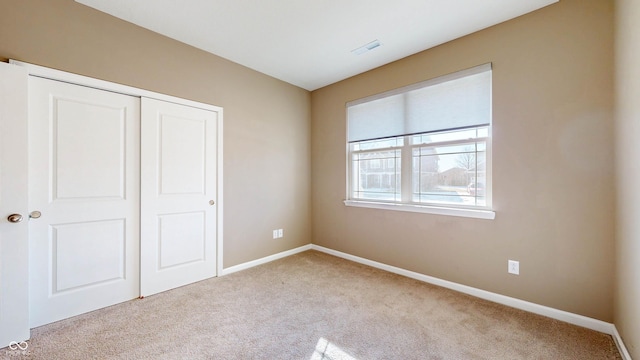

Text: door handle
xmin=7 ymin=213 xmax=23 ymax=223
xmin=30 ymin=211 xmax=42 ymax=219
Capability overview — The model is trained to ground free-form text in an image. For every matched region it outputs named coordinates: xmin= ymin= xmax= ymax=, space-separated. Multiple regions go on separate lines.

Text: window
xmin=345 ymin=64 xmax=494 ymax=219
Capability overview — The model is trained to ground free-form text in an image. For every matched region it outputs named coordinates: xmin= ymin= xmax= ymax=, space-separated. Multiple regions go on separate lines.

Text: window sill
xmin=343 ymin=200 xmax=496 ymax=220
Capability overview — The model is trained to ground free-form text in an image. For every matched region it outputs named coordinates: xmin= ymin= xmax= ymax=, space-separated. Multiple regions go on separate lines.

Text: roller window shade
xmin=347 ymin=63 xmax=491 ymax=143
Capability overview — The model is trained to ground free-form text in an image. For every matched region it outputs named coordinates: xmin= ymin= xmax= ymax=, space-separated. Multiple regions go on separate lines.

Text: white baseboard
xmin=220 ymin=244 xmax=313 ymax=276
xmin=219 ymin=243 xmax=632 ymax=360
xmin=613 ymin=326 xmax=634 ymax=360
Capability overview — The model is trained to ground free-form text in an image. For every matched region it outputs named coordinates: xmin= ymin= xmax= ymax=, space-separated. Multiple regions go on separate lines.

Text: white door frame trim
xmin=9 ymin=60 xmax=225 ymax=276
xmin=0 ymin=62 xmax=30 ymax=347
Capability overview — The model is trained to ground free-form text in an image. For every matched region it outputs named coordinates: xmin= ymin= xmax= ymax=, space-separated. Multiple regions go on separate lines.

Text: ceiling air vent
xmin=351 ymin=40 xmax=382 ymax=55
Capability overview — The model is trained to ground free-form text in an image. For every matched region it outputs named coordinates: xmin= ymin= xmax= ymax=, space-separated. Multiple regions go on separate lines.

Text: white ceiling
xmin=75 ymin=0 xmax=557 ymax=91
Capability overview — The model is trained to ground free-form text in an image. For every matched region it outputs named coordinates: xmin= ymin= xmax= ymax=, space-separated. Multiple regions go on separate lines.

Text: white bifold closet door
xmin=140 ymin=98 xmax=218 ymax=297
xmin=28 ymin=77 xmax=141 ymax=328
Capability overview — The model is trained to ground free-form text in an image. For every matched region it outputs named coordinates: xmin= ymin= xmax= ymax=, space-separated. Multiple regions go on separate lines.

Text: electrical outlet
xmin=277 ymin=229 xmax=283 ymax=238
xmin=273 ymin=230 xmax=278 ymax=239
xmin=508 ymin=260 xmax=519 ymax=275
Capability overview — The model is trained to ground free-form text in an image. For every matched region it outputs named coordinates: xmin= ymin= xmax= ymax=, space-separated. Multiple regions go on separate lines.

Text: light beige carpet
xmin=2 ymin=251 xmax=621 ymax=359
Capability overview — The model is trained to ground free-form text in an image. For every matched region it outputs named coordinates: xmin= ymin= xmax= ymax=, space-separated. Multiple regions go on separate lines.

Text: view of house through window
xmin=347 ymin=64 xmax=491 ymax=211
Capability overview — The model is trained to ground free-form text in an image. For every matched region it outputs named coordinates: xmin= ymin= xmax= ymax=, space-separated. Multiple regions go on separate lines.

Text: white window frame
xmin=344 ymin=66 xmax=495 ymax=220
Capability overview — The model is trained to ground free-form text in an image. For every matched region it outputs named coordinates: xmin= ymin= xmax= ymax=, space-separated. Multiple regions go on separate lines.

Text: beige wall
xmin=0 ymin=0 xmax=621 ymax=332
xmin=615 ymin=0 xmax=640 ymax=356
xmin=311 ymin=0 xmax=615 ymax=321
xmin=0 ymin=0 xmax=311 ymax=268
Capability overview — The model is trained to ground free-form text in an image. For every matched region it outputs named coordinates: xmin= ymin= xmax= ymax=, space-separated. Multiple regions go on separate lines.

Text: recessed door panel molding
xmin=28 ymin=76 xmax=141 ymax=328
xmin=53 ymin=97 xmax=127 ymax=201
xmin=52 ymin=219 xmax=126 ymax=294
xmin=158 ymin=212 xmax=206 ymax=269
xmin=141 ymin=97 xmax=219 ymax=297
xmin=159 ymin=114 xmax=206 ymax=195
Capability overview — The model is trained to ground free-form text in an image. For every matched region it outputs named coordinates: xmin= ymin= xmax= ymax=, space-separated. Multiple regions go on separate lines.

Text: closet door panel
xmin=28 ymin=77 xmax=140 ymax=327
xmin=140 ymin=97 xmax=218 ymax=297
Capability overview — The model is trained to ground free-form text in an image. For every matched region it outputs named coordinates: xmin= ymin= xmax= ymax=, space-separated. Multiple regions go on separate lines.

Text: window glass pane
xmin=411 ymin=126 xmax=488 ymax=145
xmin=418 ymin=143 xmax=482 ymax=157
xmin=411 ymin=144 xmax=486 ymax=207
xmin=352 ymin=136 xmax=404 ymax=151
xmin=352 ymin=149 xmax=401 ymax=202
xmin=470 ymin=151 xmax=486 ymax=206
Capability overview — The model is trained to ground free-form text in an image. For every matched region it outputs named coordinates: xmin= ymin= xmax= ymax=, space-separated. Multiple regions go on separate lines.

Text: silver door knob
xmin=30 ymin=211 xmax=42 ymax=219
xmin=7 ymin=214 xmax=23 ymax=223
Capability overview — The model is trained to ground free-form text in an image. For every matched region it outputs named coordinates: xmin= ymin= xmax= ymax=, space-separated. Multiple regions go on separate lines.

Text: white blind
xmin=347 ymin=63 xmax=491 ymax=142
